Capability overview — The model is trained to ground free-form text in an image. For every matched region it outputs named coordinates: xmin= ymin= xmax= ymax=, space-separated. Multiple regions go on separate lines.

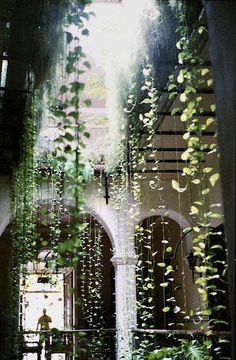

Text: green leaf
xmin=70 ymin=81 xmax=85 ymax=93
xmin=210 ymin=244 xmax=223 ymax=250
xmin=180 ymin=92 xmax=187 ymax=102
xmin=183 ymin=132 xmax=190 ymax=140
xmin=191 ymin=179 xmax=200 ymax=184
xmin=195 ymin=277 xmax=206 ymax=286
xmin=64 ymin=145 xmax=72 ymax=153
xmin=60 ymin=85 xmax=68 ymax=94
xmin=64 ymin=132 xmax=74 ymax=141
xmin=210 ymin=104 xmax=216 ymax=112
xmin=172 ymin=179 xmax=187 ymax=192
xmin=183 ymin=167 xmax=192 ymax=175
xmin=198 ymin=26 xmax=206 ymax=34
xmin=203 ymin=167 xmax=213 ymax=174
xmin=209 ymin=213 xmax=222 ymax=219
xmin=160 ymin=282 xmax=169 ymax=287
xmin=176 ymin=40 xmax=181 ymax=49
xmin=207 ymin=79 xmax=214 ymax=87
xmin=83 ymin=132 xmax=90 ymax=138
xmin=180 ymin=113 xmax=188 ymax=122
xmin=83 ymin=61 xmax=91 ymax=69
xmin=162 ymin=306 xmax=170 ymax=312
xmin=206 ymin=117 xmax=215 ymax=127
xmin=177 ymin=71 xmax=184 ymax=84
xmin=141 ymin=98 xmax=151 ymax=104
xmin=141 ymin=85 xmax=148 ymax=91
xmin=66 ymin=63 xmax=76 ymax=74
xmin=178 ymin=52 xmax=184 ymax=64
xmin=190 ymin=206 xmax=199 ymax=215
xmin=157 ymin=262 xmax=166 ymax=267
xmin=201 ymin=68 xmax=210 ymax=76
xmin=171 ymin=107 xmax=181 ymax=115
xmin=202 ymin=188 xmax=210 ymax=195
xmin=65 ymin=31 xmax=73 ymax=43
xmin=168 ymin=83 xmax=177 ymax=91
xmin=169 ymin=91 xmax=178 ymax=100
xmin=83 ymin=99 xmax=92 ymax=107
xmin=82 ymin=28 xmax=89 ymax=36
xmin=209 ymin=173 xmax=220 ymax=186
xmin=181 ymin=150 xmax=190 ymax=161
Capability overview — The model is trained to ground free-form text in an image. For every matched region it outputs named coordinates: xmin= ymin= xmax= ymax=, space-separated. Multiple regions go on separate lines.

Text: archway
xmin=74 ymin=213 xmax=115 ymax=329
xmin=17 ymin=201 xmax=116 ymax=359
xmin=135 ymin=214 xmax=200 ymax=330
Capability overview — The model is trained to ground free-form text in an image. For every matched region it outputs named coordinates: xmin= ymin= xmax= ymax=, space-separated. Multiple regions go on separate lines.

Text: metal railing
xmin=21 ymin=329 xmax=116 ymax=360
xmin=132 ymin=328 xmax=231 ymax=359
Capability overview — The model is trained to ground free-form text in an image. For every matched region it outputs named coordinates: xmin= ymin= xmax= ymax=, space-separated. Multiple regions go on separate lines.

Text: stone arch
xmin=135 ymin=209 xmax=200 ymax=330
xmin=35 ymin=197 xmax=116 ymax=250
xmin=139 ymin=208 xmax=192 ymax=253
xmin=83 ymin=205 xmax=115 ymax=250
xmin=0 ymin=211 xmax=12 ymax=237
xmin=140 ymin=208 xmax=191 ymax=231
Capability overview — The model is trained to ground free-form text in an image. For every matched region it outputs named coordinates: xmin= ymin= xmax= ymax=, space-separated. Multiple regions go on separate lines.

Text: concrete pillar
xmin=111 ymin=255 xmax=137 ymax=360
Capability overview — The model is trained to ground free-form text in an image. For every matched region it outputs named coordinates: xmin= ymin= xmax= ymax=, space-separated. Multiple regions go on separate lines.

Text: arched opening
xmin=135 ymin=215 xmax=200 ymax=330
xmin=17 ymin=204 xmax=115 ymax=359
xmin=74 ymin=213 xmax=115 ymax=330
xmin=208 ymin=224 xmax=230 ymax=331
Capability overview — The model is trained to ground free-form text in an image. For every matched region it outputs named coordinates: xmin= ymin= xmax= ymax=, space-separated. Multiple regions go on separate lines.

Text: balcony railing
xmin=21 ymin=328 xmax=231 ymax=359
xmin=132 ymin=328 xmax=231 ymax=359
xmin=21 ymin=329 xmax=116 ymax=360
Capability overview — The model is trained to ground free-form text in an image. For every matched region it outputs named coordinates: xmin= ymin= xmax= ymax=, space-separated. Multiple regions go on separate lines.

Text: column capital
xmin=111 ymin=255 xmax=137 ymax=267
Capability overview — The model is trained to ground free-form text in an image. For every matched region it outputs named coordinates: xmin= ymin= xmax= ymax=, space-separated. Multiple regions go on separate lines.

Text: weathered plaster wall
xmin=0 ymin=176 xmax=11 ymax=237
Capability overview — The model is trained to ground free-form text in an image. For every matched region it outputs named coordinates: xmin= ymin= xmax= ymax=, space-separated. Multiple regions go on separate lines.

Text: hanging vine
xmin=80 ymin=216 xmax=108 ymax=358
xmin=164 ymin=2 xmax=229 ymax=359
xmin=115 ymin=62 xmax=169 ymax=359
xmin=7 ymin=96 xmax=38 ymax=360
xmin=6 ymin=1 xmax=94 ymax=358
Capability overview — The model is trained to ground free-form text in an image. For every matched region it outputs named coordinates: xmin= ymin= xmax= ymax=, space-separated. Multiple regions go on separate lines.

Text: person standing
xmin=36 ymin=308 xmax=52 ymax=330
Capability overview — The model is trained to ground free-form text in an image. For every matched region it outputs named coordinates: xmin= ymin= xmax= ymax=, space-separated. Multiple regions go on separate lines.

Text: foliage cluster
xmin=167 ymin=5 xmax=229 ymax=356
xmin=109 ymin=1 xmax=229 ymax=359
xmin=149 ymin=340 xmax=211 ymax=360
xmin=6 ymin=1 xmax=94 ymax=359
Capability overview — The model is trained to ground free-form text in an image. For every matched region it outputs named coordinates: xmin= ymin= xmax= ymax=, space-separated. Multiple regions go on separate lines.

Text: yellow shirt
xmin=37 ymin=314 xmax=52 ymax=330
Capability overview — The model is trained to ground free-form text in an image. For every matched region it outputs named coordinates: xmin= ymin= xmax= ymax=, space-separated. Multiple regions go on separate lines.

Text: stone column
xmin=111 ymin=255 xmax=137 ymax=360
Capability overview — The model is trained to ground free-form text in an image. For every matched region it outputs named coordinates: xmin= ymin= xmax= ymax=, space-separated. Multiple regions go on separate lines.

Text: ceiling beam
xmin=142 ymin=131 xmax=215 ymax=136
xmin=139 ymin=147 xmax=212 ymax=152
xmin=132 ymin=169 xmax=183 ymax=173
xmin=155 ymin=111 xmax=216 ymax=117
xmin=145 ymin=159 xmax=205 ymax=163
xmin=160 ymin=88 xmax=214 ymax=94
xmin=0 ymin=86 xmax=32 ymax=94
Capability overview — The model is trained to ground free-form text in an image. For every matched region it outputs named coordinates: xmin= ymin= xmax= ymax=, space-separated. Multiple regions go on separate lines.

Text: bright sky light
xmin=81 ymin=0 xmax=160 ymax=70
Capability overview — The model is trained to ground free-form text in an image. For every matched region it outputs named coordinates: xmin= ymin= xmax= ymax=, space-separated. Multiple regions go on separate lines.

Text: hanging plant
xmin=44 ymin=0 xmax=94 ymax=268
xmin=149 ymin=339 xmax=211 ymax=360
xmin=5 ymin=2 xmax=94 ymax=358
xmin=80 ymin=217 xmax=108 ymax=358
xmin=167 ymin=2 xmax=229 ymax=358
xmin=7 ymin=96 xmax=38 ymax=360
